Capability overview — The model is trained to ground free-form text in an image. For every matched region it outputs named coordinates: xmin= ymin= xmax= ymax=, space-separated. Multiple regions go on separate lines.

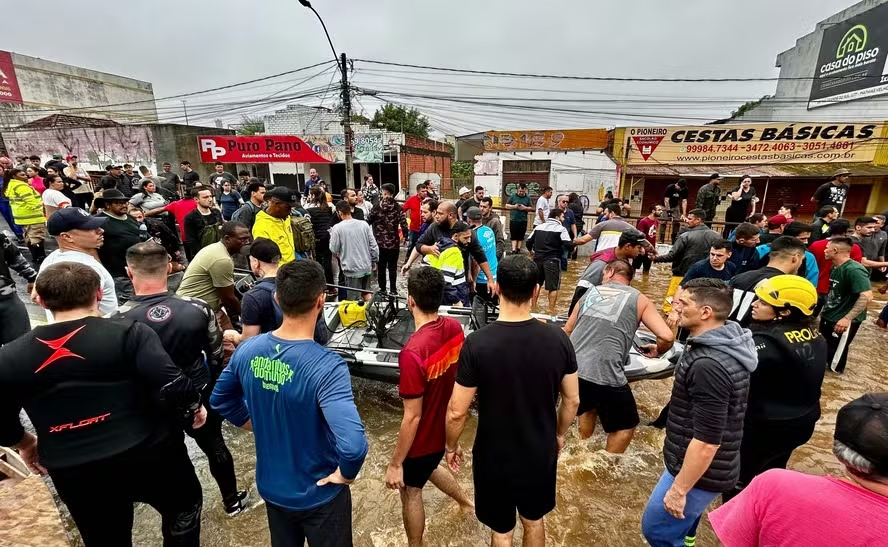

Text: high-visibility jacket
xmin=424 ymin=238 xmax=469 ymax=306
xmin=6 ymin=179 xmax=45 ymax=226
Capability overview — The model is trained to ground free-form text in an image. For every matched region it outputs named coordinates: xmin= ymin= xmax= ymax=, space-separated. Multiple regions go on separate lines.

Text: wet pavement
xmin=7 ymin=245 xmax=888 ymax=546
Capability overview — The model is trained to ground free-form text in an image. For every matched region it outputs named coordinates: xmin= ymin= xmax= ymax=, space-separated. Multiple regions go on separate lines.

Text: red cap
xmin=768 ymin=215 xmax=789 ymax=226
xmin=65 ymin=154 xmax=76 ymax=161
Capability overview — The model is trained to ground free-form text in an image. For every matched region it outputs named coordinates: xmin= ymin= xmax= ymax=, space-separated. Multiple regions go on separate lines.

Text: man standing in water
xmin=563 ymin=259 xmax=673 ymax=453
xmin=385 ymin=267 xmax=473 ymax=546
xmin=212 ymin=260 xmax=368 ymax=546
xmin=446 ymin=255 xmax=580 ymax=547
xmin=0 ymin=262 xmax=206 ymax=546
xmin=641 ymin=278 xmax=757 ymax=547
xmin=115 ymin=242 xmax=248 ymax=516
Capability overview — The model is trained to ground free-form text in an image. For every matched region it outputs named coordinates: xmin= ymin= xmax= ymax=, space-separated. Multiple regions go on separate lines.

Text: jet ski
xmin=322 ymin=292 xmax=682 ymax=385
xmin=233 ymin=271 xmax=682 ymax=385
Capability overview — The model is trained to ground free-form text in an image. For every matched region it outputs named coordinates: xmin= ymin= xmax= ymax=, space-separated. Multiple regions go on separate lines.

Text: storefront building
xmin=473 ymin=128 xmax=616 ymax=210
xmin=610 ymin=121 xmax=888 ymax=225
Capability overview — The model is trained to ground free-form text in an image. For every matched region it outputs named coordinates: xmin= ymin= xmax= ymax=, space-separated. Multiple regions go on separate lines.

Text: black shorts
xmin=509 ymin=220 xmax=528 ymax=242
xmin=473 ymin=462 xmax=557 ymax=534
xmin=266 ymin=487 xmax=352 ymax=547
xmin=536 ymin=259 xmax=561 ymax=291
xmin=577 ymin=379 xmax=640 ymax=433
xmin=403 ymin=450 xmax=444 ymax=489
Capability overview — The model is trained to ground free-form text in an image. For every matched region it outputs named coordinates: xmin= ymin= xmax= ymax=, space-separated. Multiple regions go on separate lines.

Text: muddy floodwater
xmin=99 ymin=259 xmax=888 ymax=546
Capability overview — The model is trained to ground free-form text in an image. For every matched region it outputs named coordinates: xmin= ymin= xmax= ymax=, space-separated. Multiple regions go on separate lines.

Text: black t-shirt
xmin=329 ymin=203 xmax=365 ymax=227
xmin=182 ymin=170 xmax=200 ymax=189
xmin=0 ymin=317 xmax=198 ymax=470
xmin=241 ymin=278 xmax=280 ymax=334
xmin=728 ymin=266 xmax=783 ymax=326
xmin=813 ymin=181 xmax=849 ymax=209
xmin=115 ymin=292 xmax=224 ymax=389
xmin=97 ymin=213 xmax=143 ymax=277
xmin=664 ymin=184 xmax=689 ymax=209
xmin=455 ymin=319 xmax=577 ymax=476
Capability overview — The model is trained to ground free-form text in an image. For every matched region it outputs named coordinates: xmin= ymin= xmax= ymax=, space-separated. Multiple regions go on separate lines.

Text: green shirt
xmin=507 ymin=193 xmax=532 ymax=223
xmin=176 ymin=241 xmax=234 ymax=311
xmin=823 ymin=259 xmax=871 ymax=323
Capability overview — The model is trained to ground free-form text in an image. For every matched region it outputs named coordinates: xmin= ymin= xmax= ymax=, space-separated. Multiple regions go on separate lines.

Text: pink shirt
xmin=29 ymin=176 xmax=46 ymax=195
xmin=709 ymin=469 xmax=888 ymax=547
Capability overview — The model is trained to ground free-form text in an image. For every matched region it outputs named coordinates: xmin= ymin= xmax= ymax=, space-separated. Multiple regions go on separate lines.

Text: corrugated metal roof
xmin=624 ymin=162 xmax=888 ymax=178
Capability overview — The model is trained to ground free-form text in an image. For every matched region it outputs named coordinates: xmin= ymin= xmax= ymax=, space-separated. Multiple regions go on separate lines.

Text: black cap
xmin=250 ymin=238 xmax=282 ymax=263
xmin=619 ymin=229 xmax=647 ymax=247
xmin=710 ymin=173 xmax=722 ymax=181
xmin=266 ymin=186 xmax=299 ymax=204
xmin=466 ymin=206 xmax=482 ymax=220
xmin=835 ymin=392 xmax=888 ymax=473
xmin=47 ymin=207 xmax=107 ymax=235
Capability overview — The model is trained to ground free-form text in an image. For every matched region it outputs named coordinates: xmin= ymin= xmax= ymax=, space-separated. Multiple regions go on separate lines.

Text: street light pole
xmin=298 ymin=0 xmax=354 ymax=189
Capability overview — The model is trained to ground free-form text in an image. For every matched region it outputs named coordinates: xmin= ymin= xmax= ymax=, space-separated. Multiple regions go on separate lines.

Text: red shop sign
xmin=198 ymin=135 xmax=333 ymax=163
xmin=0 ymin=51 xmax=23 ymax=104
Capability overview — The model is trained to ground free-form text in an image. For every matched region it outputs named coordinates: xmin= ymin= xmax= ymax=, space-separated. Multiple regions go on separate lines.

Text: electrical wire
xmin=355 ymin=58 xmax=876 ymax=83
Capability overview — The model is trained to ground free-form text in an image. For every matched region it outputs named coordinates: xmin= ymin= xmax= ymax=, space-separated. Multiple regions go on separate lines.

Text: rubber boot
xmin=27 ymin=243 xmax=46 ymax=267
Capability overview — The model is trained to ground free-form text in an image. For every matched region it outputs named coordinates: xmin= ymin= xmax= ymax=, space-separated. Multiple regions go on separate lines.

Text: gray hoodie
xmin=663 ymin=320 xmax=758 ymax=492
xmin=686 ymin=321 xmax=758 ymax=374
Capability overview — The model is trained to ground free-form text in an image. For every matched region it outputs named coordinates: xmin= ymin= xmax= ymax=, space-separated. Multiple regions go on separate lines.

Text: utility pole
xmin=340 ymin=52 xmax=355 ymax=189
xmin=182 ymin=100 xmax=190 ymax=125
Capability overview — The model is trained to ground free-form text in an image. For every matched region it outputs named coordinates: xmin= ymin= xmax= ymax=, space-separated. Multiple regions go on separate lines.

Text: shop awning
xmin=624 ymin=162 xmax=888 ymax=178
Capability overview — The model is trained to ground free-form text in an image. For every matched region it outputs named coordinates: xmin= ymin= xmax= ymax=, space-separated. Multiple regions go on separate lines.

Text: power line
xmin=355 ymin=58 xmax=875 ymax=83
xmin=9 ymin=60 xmax=336 ymax=116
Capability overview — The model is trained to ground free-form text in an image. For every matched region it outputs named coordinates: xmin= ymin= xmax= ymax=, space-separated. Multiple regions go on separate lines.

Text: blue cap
xmin=47 ymin=207 xmax=107 ymax=236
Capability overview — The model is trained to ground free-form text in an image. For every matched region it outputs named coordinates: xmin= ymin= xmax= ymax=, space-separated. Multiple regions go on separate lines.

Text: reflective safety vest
xmin=6 ymin=179 xmax=45 ymax=226
xmin=425 ymin=241 xmax=466 ymax=287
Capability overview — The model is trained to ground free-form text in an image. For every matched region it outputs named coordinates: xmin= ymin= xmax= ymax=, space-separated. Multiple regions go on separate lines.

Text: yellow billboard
xmin=484 ymin=129 xmax=609 ymax=151
xmin=623 ymin=122 xmax=885 ymax=165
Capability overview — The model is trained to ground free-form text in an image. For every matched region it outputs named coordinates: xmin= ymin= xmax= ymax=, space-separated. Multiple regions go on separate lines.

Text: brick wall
xmin=399 ymin=135 xmax=453 ymax=192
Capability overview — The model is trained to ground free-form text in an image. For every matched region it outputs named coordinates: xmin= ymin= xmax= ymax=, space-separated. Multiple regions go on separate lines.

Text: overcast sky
xmin=4 ymin=0 xmax=862 ymax=132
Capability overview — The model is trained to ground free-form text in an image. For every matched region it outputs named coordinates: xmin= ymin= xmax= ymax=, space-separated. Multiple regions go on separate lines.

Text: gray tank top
xmin=569 ymin=282 xmax=639 ymax=386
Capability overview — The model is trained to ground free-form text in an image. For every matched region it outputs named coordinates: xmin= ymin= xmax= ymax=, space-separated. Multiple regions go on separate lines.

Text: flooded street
xmin=112 ymin=259 xmax=888 ymax=545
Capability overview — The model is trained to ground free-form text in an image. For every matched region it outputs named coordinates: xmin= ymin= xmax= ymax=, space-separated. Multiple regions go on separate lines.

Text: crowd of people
xmin=0 ymin=154 xmax=886 ymax=547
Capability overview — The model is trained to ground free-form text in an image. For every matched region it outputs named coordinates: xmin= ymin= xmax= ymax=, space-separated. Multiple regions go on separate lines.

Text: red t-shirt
xmin=164 ymin=199 xmax=198 ymax=240
xmin=808 ymin=238 xmax=863 ymax=294
xmin=709 ymin=469 xmax=888 ymax=547
xmin=637 ymin=216 xmax=659 ymax=247
xmin=398 ymin=316 xmax=464 ymax=458
xmin=403 ymin=194 xmax=422 ymax=233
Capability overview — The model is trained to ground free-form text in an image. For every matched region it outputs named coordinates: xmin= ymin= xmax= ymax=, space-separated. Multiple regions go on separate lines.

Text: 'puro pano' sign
xmin=198 ymin=135 xmax=333 ymax=163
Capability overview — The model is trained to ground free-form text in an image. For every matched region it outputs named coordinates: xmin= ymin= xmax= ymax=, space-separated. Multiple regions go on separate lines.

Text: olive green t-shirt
xmin=823 ymin=259 xmax=871 ymax=323
xmin=175 ymin=242 xmax=233 ymax=311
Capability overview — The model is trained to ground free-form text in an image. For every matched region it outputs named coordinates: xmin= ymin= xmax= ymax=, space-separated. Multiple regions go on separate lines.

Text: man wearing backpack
xmin=238 ymin=238 xmax=329 ymax=344
xmin=252 ymin=187 xmax=301 ymax=264
xmin=183 ymin=187 xmax=223 ymax=261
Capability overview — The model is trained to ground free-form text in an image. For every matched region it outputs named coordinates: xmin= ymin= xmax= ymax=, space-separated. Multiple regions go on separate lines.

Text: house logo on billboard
xmin=820 ymin=24 xmax=879 ymax=76
xmin=837 ymin=25 xmax=868 ymax=58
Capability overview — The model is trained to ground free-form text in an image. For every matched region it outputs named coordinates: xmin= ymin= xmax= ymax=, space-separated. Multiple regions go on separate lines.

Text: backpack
xmin=198 ymin=220 xmax=222 ymax=250
xmin=291 ymin=211 xmax=316 ymax=253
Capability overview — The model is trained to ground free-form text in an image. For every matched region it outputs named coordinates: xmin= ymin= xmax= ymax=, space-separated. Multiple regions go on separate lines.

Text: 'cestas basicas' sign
xmin=625 ymin=122 xmax=885 ymax=165
xmin=198 ymin=135 xmax=333 ymax=163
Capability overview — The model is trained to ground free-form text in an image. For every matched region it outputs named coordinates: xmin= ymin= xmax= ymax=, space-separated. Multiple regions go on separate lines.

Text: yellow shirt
xmin=252 ymin=211 xmax=295 ymax=264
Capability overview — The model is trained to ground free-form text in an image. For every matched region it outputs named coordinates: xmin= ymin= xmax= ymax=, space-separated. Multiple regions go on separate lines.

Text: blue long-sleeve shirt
xmin=211 ymin=334 xmax=368 ymax=511
xmin=756 ymin=244 xmax=819 ymax=287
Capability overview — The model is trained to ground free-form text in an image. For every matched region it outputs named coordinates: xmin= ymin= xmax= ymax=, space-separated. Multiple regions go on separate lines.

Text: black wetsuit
xmin=115 ymin=292 xmax=240 ymax=506
xmin=0 ymin=317 xmax=203 ymax=546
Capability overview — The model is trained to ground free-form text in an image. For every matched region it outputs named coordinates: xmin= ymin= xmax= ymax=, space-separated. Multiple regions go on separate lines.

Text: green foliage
xmin=451 ymin=161 xmax=474 ymax=180
xmin=351 ymin=114 xmax=371 ymax=125
xmin=731 ymin=95 xmax=771 ymax=119
xmin=371 ymin=105 xmax=430 ymax=138
xmin=238 ymin=116 xmax=265 ymax=136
